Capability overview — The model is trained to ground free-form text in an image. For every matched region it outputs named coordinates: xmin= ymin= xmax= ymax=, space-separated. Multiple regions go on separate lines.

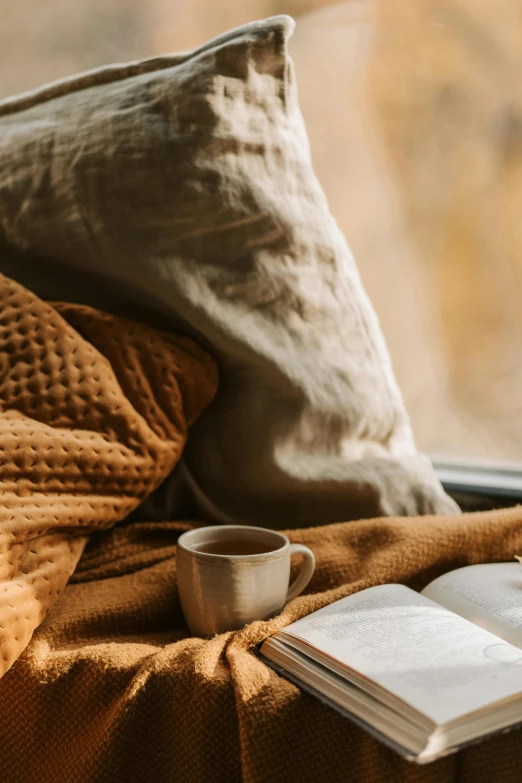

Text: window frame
xmin=433 ymin=457 xmax=522 ymax=504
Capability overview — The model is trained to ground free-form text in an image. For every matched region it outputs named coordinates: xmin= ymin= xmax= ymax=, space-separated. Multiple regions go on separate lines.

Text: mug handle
xmin=286 ymin=544 xmax=316 ymax=602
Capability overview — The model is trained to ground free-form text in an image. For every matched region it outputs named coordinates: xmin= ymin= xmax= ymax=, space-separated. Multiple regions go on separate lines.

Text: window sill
xmin=431 ymin=457 xmax=522 ymax=511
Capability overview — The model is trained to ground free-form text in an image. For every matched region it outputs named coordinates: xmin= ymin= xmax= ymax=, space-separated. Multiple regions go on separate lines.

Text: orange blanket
xmin=1 ymin=274 xmax=522 ymax=783
xmin=0 ymin=274 xmax=217 ymax=678
xmin=1 ymin=509 xmax=522 ymax=782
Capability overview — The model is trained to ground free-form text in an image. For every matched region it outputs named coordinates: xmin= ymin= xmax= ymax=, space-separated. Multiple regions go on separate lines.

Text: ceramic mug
xmin=176 ymin=525 xmax=316 ymax=636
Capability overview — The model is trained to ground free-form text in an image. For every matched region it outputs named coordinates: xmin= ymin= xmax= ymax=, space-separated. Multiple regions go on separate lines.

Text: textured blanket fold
xmin=0 ymin=273 xmax=217 ymax=678
xmin=2 ymin=273 xmax=522 ymax=783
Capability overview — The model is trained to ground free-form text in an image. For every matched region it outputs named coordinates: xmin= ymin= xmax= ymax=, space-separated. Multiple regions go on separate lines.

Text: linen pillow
xmin=0 ymin=15 xmax=458 ymax=527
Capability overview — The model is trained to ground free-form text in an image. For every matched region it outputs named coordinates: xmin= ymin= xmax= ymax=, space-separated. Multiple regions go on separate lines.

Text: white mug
xmin=176 ymin=525 xmax=316 ymax=636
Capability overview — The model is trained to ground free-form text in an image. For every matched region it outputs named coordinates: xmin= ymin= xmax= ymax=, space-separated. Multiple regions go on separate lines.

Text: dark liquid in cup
xmin=191 ymin=539 xmax=275 ymax=556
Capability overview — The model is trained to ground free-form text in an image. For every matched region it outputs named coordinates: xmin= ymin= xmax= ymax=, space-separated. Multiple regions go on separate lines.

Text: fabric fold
xmin=0 ymin=273 xmax=217 ymax=677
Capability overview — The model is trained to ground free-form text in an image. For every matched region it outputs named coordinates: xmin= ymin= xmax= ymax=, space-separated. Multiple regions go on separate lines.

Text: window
xmin=2 ymin=0 xmax=519 ymax=470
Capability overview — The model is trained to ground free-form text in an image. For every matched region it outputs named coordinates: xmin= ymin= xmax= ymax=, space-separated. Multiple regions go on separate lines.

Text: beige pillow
xmin=0 ymin=15 xmax=458 ymax=526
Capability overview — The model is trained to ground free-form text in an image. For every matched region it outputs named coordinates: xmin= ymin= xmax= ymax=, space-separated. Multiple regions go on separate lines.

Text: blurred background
xmin=1 ymin=0 xmax=520 ymax=465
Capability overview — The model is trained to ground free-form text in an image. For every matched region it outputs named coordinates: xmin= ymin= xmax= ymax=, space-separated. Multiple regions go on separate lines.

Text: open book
xmin=260 ymin=562 xmax=522 ymax=763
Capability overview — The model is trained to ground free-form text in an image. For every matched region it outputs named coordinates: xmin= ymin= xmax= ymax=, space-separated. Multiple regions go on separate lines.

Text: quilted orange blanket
xmin=0 ymin=273 xmax=217 ymax=678
xmin=1 ymin=273 xmax=522 ymax=783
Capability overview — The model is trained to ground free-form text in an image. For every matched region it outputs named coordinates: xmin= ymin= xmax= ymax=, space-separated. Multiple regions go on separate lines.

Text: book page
xmin=278 ymin=584 xmax=522 ymax=725
xmin=422 ymin=562 xmax=522 ymax=648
